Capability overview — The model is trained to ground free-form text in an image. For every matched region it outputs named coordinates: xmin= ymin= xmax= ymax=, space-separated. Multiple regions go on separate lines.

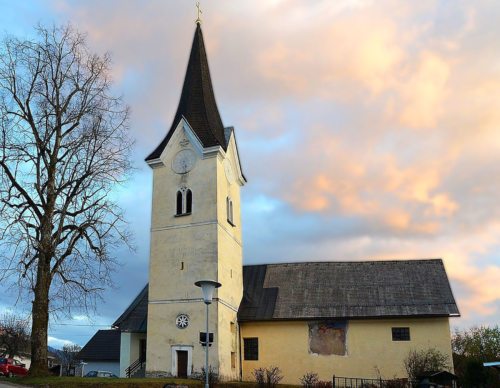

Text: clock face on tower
xmin=172 ymin=149 xmax=196 ymax=174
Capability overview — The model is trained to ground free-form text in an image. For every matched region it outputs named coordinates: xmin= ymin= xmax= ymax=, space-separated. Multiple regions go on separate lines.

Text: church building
xmin=111 ymin=22 xmax=460 ymax=384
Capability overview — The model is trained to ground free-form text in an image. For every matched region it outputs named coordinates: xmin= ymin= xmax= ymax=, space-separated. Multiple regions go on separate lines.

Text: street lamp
xmin=79 ymin=361 xmax=87 ymax=377
xmin=195 ymin=280 xmax=221 ymax=388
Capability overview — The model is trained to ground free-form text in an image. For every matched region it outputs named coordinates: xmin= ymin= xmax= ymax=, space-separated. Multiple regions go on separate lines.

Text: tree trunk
xmin=29 ymin=254 xmax=51 ymax=377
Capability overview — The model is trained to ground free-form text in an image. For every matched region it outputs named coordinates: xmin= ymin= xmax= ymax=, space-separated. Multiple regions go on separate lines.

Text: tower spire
xmin=146 ymin=23 xmax=227 ymax=162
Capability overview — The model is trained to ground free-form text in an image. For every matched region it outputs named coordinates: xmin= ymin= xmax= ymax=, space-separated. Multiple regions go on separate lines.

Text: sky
xmin=0 ymin=0 xmax=499 ymax=348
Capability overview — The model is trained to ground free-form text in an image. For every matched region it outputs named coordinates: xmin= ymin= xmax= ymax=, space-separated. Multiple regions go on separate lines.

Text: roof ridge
xmin=243 ymin=258 xmax=443 ymax=267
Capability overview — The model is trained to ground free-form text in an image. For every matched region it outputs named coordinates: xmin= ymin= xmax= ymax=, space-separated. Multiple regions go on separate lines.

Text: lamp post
xmin=195 ymin=280 xmax=221 ymax=388
xmin=79 ymin=361 xmax=87 ymax=377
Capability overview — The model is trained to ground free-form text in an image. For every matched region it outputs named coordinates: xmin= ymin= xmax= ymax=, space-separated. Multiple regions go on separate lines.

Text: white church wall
xmin=119 ymin=332 xmax=132 ymax=377
xmin=119 ymin=332 xmax=145 ymax=377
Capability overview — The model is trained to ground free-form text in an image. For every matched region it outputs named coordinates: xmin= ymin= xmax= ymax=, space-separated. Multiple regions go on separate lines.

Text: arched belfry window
xmin=227 ymin=196 xmax=234 ymax=226
xmin=175 ymin=188 xmax=192 ymax=216
xmin=186 ymin=189 xmax=192 ymax=214
xmin=176 ymin=191 xmax=183 ymax=215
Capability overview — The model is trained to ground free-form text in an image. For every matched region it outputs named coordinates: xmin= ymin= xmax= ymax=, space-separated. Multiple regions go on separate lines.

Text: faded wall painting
xmin=308 ymin=321 xmax=347 ymax=355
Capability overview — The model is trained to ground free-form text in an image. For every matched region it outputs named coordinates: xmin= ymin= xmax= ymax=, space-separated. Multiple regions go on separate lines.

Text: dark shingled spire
xmin=146 ymin=23 xmax=227 ymax=161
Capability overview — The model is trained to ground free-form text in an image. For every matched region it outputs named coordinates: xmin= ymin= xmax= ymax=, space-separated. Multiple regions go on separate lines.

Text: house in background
xmin=96 ymin=20 xmax=460 ymax=384
xmin=77 ymin=329 xmax=120 ymax=377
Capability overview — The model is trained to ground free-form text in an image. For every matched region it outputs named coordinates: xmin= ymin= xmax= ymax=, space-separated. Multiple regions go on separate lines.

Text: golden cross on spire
xmin=195 ymin=2 xmax=202 ymax=24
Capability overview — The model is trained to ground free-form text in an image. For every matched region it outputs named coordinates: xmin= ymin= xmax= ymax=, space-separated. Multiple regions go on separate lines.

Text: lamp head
xmin=195 ymin=280 xmax=222 ymax=304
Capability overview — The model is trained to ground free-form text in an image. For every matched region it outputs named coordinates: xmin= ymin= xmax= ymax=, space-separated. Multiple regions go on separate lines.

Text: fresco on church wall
xmin=308 ymin=321 xmax=347 ymax=355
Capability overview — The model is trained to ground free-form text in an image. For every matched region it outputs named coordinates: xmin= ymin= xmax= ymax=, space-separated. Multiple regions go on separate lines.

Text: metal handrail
xmin=125 ymin=357 xmax=145 ymax=378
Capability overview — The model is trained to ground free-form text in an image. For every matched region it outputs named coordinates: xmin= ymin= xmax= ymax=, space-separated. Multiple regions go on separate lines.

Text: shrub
xmin=201 ymin=365 xmax=219 ymax=386
xmin=253 ymin=368 xmax=266 ymax=387
xmin=452 ymin=325 xmax=500 ymax=387
xmin=265 ymin=366 xmax=284 ymax=387
xmin=252 ymin=366 xmax=284 ymax=387
xmin=403 ymin=348 xmax=449 ymax=381
xmin=300 ymin=372 xmax=319 ymax=387
xmin=462 ymin=359 xmax=490 ymax=388
xmin=315 ymin=381 xmax=333 ymax=388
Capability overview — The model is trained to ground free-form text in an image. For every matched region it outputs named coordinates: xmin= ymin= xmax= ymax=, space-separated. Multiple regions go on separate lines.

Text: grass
xmin=6 ymin=376 xmax=301 ymax=388
xmin=7 ymin=376 xmax=202 ymax=387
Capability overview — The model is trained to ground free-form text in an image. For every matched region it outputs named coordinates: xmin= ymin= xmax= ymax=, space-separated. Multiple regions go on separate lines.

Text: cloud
xmin=0 ymin=0 xmax=498 ymax=345
xmin=48 ymin=336 xmax=75 ymax=349
xmin=398 ymin=51 xmax=450 ymax=128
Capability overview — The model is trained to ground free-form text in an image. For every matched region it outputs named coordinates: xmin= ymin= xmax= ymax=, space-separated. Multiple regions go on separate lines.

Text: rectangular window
xmin=226 ymin=197 xmax=235 ymax=226
xmin=243 ymin=337 xmax=258 ymax=360
xmin=230 ymin=322 xmax=237 ymax=351
xmin=392 ymin=327 xmax=410 ymax=341
xmin=231 ymin=352 xmax=236 ymax=369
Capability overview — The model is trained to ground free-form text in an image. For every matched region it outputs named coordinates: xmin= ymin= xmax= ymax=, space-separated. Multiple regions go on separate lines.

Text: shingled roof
xmin=112 ymin=284 xmax=148 ymax=332
xmin=146 ymin=23 xmax=227 ymax=162
xmin=78 ymin=330 xmax=120 ymax=361
xmin=238 ymin=259 xmax=460 ymax=321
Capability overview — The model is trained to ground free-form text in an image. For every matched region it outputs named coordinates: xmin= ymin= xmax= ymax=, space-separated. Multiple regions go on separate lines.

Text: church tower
xmin=145 ymin=22 xmax=246 ymax=379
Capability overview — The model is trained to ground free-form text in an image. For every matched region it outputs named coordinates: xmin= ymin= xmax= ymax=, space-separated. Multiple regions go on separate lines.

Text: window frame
xmin=226 ymin=196 xmax=235 ymax=226
xmin=186 ymin=189 xmax=192 ymax=213
xmin=392 ymin=327 xmax=411 ymax=341
xmin=175 ymin=188 xmax=192 ymax=217
xmin=243 ymin=337 xmax=259 ymax=360
xmin=176 ymin=191 xmax=183 ymax=215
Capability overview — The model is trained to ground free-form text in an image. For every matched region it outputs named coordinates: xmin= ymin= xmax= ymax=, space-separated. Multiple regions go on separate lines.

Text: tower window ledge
xmin=227 ymin=219 xmax=236 ymax=227
xmin=175 ymin=212 xmax=192 ymax=218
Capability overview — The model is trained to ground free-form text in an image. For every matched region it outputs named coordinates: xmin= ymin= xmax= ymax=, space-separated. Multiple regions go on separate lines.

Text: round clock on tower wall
xmin=172 ymin=149 xmax=197 ymax=174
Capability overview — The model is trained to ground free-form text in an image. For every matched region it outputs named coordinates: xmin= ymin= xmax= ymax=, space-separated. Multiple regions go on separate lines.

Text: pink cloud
xmin=46 ymin=0 xmax=500 ymax=327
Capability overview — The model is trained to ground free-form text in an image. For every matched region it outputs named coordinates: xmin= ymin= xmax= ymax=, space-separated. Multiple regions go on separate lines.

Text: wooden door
xmin=139 ymin=339 xmax=147 ymax=362
xmin=177 ymin=350 xmax=188 ymax=377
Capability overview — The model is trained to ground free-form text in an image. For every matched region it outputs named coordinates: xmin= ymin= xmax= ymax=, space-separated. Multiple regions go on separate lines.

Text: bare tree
xmin=60 ymin=343 xmax=81 ymax=376
xmin=0 ymin=24 xmax=132 ymax=376
xmin=0 ymin=313 xmax=30 ymax=358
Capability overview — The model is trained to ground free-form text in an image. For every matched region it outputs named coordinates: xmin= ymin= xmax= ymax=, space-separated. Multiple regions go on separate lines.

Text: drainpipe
xmin=238 ymin=322 xmax=243 ymax=382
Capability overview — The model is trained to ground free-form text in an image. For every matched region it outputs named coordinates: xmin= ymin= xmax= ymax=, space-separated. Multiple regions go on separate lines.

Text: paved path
xmin=0 ymin=380 xmax=30 ymax=388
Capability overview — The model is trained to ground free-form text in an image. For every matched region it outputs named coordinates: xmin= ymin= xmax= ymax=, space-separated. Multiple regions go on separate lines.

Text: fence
xmin=333 ymin=375 xmax=413 ymax=388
